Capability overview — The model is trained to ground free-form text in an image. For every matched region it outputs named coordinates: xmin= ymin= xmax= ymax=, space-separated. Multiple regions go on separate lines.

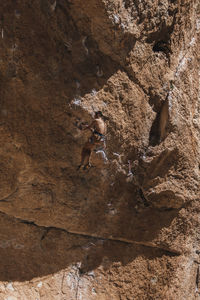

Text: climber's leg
xmin=82 ymin=148 xmax=91 ymax=169
xmin=77 ymin=142 xmax=93 ymax=171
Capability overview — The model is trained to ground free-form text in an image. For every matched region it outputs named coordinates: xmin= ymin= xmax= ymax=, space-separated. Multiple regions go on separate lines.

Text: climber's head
xmin=95 ymin=111 xmax=103 ymax=118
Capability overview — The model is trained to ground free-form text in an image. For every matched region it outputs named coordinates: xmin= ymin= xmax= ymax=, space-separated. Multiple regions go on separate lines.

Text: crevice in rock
xmin=139 ymin=188 xmax=150 ymax=207
xmin=145 ymin=6 xmax=178 ymax=67
xmin=75 ymin=269 xmax=81 ymax=300
xmin=122 ymin=66 xmax=149 ymax=96
xmin=40 ymin=228 xmax=51 ymax=241
xmin=152 ymin=40 xmax=172 ymax=56
xmin=0 ymin=188 xmax=19 ymax=202
xmin=149 ymin=110 xmax=162 ymax=146
xmin=148 ymin=88 xmax=163 ymax=113
xmin=196 ymin=265 xmax=200 ymax=294
xmin=149 ymin=94 xmax=170 ymax=146
xmin=20 ymin=219 xmax=36 ymax=226
xmin=0 ymin=211 xmax=181 ymax=256
xmin=145 ymin=6 xmax=178 ymax=45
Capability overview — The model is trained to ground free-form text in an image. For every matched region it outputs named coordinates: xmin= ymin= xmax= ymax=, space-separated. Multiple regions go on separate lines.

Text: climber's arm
xmin=82 ymin=120 xmax=95 ymax=132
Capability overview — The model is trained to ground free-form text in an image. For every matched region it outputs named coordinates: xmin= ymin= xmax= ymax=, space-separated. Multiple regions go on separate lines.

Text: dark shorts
xmin=89 ymin=133 xmax=105 ymax=145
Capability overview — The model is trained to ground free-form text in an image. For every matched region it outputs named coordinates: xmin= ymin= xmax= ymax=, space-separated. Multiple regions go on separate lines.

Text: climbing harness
xmin=93 ymin=130 xmax=106 ymax=142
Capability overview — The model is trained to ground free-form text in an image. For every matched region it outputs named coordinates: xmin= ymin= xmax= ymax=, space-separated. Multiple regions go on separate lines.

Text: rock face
xmin=0 ymin=0 xmax=200 ymax=299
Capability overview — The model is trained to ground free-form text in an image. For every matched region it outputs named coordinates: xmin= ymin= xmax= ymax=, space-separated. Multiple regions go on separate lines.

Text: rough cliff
xmin=0 ymin=0 xmax=200 ymax=299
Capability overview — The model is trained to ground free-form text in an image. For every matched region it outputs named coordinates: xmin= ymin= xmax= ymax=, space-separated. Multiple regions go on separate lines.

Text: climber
xmin=77 ymin=111 xmax=106 ymax=170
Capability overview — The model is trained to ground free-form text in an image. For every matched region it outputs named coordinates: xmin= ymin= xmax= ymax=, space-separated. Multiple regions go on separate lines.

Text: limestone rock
xmin=0 ymin=0 xmax=199 ymax=299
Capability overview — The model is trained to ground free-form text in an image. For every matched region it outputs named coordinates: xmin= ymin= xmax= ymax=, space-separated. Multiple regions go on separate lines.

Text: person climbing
xmin=77 ymin=111 xmax=106 ymax=170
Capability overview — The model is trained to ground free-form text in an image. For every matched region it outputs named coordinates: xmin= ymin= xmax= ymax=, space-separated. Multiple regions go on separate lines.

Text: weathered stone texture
xmin=0 ymin=0 xmax=199 ymax=299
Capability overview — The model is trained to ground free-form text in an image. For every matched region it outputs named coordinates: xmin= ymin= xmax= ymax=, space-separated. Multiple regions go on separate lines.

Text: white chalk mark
xmin=72 ymin=98 xmax=81 ymax=106
xmin=189 ymin=37 xmax=196 ymax=47
xmin=87 ymin=271 xmax=95 ymax=277
xmin=6 ymin=283 xmax=15 ymax=291
xmin=197 ymin=19 xmax=200 ymax=31
xmin=75 ymin=79 xmax=80 ymax=89
xmin=96 ymin=65 xmax=103 ymax=77
xmin=113 ymin=152 xmax=120 ymax=157
xmin=96 ymin=150 xmax=108 ymax=162
xmin=120 ymin=23 xmax=126 ymax=31
xmin=82 ymin=36 xmax=89 ymax=55
xmin=142 ymin=154 xmax=146 ymax=160
xmin=168 ymin=92 xmax=173 ymax=112
xmin=127 ymin=171 xmax=133 ymax=177
xmin=64 ymin=39 xmax=72 ymax=51
xmin=91 ymin=89 xmax=97 ymax=96
xmin=175 ymin=36 xmax=197 ymax=78
xmin=37 ymin=281 xmax=43 ymax=288
xmin=175 ymin=54 xmax=187 ymax=77
xmin=50 ymin=0 xmax=57 ymax=12
xmin=113 ymin=14 xmax=120 ymax=24
xmin=127 ymin=160 xmax=133 ymax=177
xmin=109 ymin=208 xmax=117 ymax=215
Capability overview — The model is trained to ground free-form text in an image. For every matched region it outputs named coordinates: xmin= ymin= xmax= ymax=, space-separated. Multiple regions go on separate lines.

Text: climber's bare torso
xmin=90 ymin=118 xmax=106 ymax=135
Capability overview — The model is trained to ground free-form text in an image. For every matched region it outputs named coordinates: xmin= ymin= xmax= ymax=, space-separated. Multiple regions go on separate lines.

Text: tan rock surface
xmin=0 ymin=0 xmax=199 ymax=299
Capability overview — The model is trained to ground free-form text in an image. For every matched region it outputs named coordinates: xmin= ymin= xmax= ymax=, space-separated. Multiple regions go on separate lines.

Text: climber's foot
xmin=83 ymin=163 xmax=93 ymax=171
xmin=127 ymin=171 xmax=133 ymax=177
xmin=77 ymin=164 xmax=83 ymax=171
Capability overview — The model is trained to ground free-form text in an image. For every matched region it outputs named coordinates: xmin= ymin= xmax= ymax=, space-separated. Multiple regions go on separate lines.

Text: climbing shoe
xmin=83 ymin=163 xmax=92 ymax=170
xmin=77 ymin=164 xmax=83 ymax=171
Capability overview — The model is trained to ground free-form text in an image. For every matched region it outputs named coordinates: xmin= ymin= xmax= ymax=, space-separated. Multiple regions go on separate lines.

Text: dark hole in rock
xmin=153 ymin=41 xmax=172 ymax=54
